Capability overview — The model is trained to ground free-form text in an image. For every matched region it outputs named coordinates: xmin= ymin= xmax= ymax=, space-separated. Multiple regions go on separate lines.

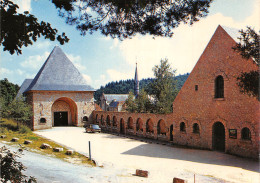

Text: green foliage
xmin=233 ymin=27 xmax=259 ymax=65
xmin=0 ymin=119 xmax=32 ymax=134
xmin=52 ymin=0 xmax=212 ymax=39
xmin=0 ymin=78 xmax=20 ymax=106
xmin=135 ymin=89 xmax=153 ymax=113
xmin=4 ymin=97 xmax=33 ymax=124
xmin=0 ymin=146 xmax=37 ymax=183
xmin=233 ymin=27 xmax=259 ymax=99
xmin=1 ymin=0 xmax=69 ymax=55
xmin=148 ymin=59 xmax=178 ymax=114
xmin=125 ymin=91 xmax=137 ymax=113
xmin=237 ymin=71 xmax=259 ymax=99
xmin=94 ymin=74 xmax=188 ymax=102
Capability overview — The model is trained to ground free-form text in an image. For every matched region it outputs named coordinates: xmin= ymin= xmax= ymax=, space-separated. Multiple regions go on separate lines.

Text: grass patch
xmin=0 ymin=118 xmax=95 ymax=167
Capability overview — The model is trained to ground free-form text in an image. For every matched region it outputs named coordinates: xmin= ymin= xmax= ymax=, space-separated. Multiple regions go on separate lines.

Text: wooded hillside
xmin=94 ymin=73 xmax=189 ymax=102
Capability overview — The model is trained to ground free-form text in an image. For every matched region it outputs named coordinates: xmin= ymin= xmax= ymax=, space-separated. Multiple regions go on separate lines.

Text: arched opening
xmin=157 ymin=119 xmax=166 ymax=135
xmin=101 ymin=115 xmax=104 ymax=126
xmin=215 ymin=75 xmax=224 ymax=98
xmin=83 ymin=116 xmax=88 ymax=122
xmin=52 ymin=97 xmax=77 ymax=126
xmin=127 ymin=117 xmax=134 ymax=129
xmin=180 ymin=122 xmax=186 ymax=132
xmin=170 ymin=124 xmax=173 ymax=141
xmin=193 ymin=123 xmax=200 ymax=134
xmin=95 ymin=114 xmax=98 ymax=124
xmin=112 ymin=116 xmax=117 ymax=127
xmin=106 ymin=115 xmax=111 ymax=126
xmin=120 ymin=119 xmax=125 ymax=134
xmin=212 ymin=122 xmax=225 ymax=151
xmin=136 ymin=118 xmax=143 ymax=132
xmin=40 ymin=118 xmax=46 ymax=123
xmin=146 ymin=119 xmax=154 ymax=133
xmin=241 ymin=127 xmax=251 ymax=140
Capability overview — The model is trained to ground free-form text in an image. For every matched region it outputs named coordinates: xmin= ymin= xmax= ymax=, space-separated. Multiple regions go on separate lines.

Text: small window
xmin=83 ymin=116 xmax=88 ymax=122
xmin=215 ymin=75 xmax=224 ymax=98
xmin=180 ymin=122 xmax=186 ymax=132
xmin=241 ymin=127 xmax=251 ymax=140
xmin=40 ymin=118 xmax=46 ymax=123
xmin=195 ymin=85 xmax=198 ymax=91
xmin=193 ymin=123 xmax=200 ymax=133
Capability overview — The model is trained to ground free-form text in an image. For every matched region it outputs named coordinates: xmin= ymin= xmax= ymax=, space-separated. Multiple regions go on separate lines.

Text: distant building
xmin=99 ymin=62 xmax=140 ymax=111
xmin=100 ymin=93 xmax=129 ymax=112
xmin=17 ymin=46 xmax=95 ymax=130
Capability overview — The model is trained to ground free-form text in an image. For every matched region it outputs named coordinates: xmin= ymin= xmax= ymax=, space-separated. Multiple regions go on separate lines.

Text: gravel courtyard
xmin=34 ymin=127 xmax=259 ymax=183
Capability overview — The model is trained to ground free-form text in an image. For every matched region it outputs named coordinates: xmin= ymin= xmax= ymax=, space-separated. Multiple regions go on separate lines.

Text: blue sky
xmin=1 ymin=0 xmax=259 ymax=89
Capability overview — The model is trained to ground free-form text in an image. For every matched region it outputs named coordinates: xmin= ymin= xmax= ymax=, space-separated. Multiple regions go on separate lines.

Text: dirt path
xmin=34 ymin=127 xmax=259 ymax=183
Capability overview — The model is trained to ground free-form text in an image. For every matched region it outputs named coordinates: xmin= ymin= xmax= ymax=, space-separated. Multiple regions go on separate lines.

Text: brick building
xmin=93 ymin=25 xmax=259 ymax=158
xmin=18 ymin=46 xmax=95 ymax=130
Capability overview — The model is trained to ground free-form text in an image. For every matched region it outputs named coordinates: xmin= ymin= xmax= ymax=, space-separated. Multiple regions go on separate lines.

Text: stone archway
xmin=52 ymin=97 xmax=77 ymax=126
xmin=120 ymin=119 xmax=125 ymax=134
xmin=212 ymin=122 xmax=225 ymax=151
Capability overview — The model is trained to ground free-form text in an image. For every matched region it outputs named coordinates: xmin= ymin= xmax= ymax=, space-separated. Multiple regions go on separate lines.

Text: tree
xmin=0 ymin=78 xmax=20 ymax=106
xmin=148 ymin=58 xmax=178 ymax=113
xmin=125 ymin=91 xmax=137 ymax=113
xmin=135 ymin=88 xmax=152 ymax=113
xmin=52 ymin=0 xmax=213 ymax=39
xmin=4 ymin=97 xmax=33 ymax=125
xmin=0 ymin=146 xmax=37 ymax=183
xmin=1 ymin=0 xmax=69 ymax=55
xmin=233 ymin=27 xmax=259 ymax=99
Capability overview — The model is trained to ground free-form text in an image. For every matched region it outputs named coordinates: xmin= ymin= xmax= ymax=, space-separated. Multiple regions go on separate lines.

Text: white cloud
xmin=67 ymin=54 xmax=87 ymax=72
xmin=118 ymin=8 xmax=259 ymax=80
xmin=107 ymin=69 xmax=132 ymax=81
xmin=82 ymin=74 xmax=92 ymax=85
xmin=21 ymin=52 xmax=50 ymax=70
xmin=0 ymin=68 xmax=13 ymax=76
xmin=13 ymin=0 xmax=31 ymax=13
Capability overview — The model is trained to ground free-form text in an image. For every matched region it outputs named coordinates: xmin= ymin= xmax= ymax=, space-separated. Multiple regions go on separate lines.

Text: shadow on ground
xmin=121 ymin=143 xmax=259 ymax=172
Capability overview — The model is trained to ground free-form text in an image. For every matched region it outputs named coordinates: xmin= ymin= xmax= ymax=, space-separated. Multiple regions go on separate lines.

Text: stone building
xmin=18 ymin=46 xmax=95 ymax=130
xmin=93 ymin=25 xmax=259 ymax=159
xmin=100 ymin=93 xmax=129 ymax=112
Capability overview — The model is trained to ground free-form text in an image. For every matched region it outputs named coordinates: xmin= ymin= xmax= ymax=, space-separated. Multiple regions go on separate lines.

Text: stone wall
xmin=28 ymin=91 xmax=95 ymax=130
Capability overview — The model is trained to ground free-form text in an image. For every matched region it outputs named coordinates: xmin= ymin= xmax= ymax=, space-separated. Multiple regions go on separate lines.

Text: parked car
xmin=85 ymin=124 xmax=101 ymax=133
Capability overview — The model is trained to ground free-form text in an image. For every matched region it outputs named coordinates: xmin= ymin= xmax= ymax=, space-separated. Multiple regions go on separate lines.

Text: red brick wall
xmin=92 ymin=26 xmax=259 ymax=159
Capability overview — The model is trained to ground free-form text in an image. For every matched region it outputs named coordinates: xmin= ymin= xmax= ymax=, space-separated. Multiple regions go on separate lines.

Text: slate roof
xmin=16 ymin=79 xmax=33 ymax=99
xmin=24 ymin=46 xmax=95 ymax=92
xmin=103 ymin=94 xmax=129 ymax=103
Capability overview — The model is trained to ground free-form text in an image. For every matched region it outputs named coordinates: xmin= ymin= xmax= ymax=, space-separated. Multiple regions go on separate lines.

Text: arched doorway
xmin=170 ymin=124 xmax=173 ymax=141
xmin=120 ymin=119 xmax=125 ymax=134
xmin=212 ymin=122 xmax=225 ymax=151
xmin=52 ymin=97 xmax=77 ymax=126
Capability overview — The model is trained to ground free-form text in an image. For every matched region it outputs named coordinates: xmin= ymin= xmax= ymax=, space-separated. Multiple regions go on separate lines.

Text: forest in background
xmin=94 ymin=73 xmax=190 ymax=102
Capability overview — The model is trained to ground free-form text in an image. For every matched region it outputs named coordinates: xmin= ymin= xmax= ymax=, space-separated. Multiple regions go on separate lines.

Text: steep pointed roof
xmin=25 ymin=46 xmax=95 ymax=92
xmin=16 ymin=79 xmax=33 ymax=99
xmin=134 ymin=63 xmax=139 ymax=96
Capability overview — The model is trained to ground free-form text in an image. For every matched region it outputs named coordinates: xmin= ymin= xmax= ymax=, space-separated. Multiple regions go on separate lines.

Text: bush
xmin=0 ymin=146 xmax=37 ymax=183
xmin=1 ymin=119 xmax=18 ymax=131
xmin=19 ymin=125 xmax=32 ymax=134
xmin=0 ymin=119 xmax=32 ymax=134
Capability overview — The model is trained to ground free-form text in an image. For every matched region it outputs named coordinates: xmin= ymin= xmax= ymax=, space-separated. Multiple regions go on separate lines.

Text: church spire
xmin=134 ymin=62 xmax=139 ymax=97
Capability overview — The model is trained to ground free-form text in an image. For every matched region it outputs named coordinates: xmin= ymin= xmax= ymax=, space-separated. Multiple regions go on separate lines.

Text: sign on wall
xmin=229 ymin=129 xmax=237 ymax=139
